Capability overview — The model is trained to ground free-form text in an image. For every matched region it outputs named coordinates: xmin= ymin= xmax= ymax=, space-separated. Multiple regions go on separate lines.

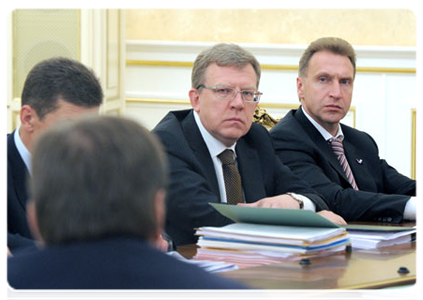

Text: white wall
xmin=124 ymin=40 xmax=416 ymax=178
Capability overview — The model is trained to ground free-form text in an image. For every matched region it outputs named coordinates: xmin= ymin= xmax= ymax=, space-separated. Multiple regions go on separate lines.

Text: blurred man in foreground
xmin=8 ymin=116 xmax=247 ymax=289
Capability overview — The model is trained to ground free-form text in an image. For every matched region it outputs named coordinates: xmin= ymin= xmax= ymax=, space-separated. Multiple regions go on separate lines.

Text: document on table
xmin=167 ymin=251 xmax=238 ymax=273
xmin=341 ymin=224 xmax=416 ymax=249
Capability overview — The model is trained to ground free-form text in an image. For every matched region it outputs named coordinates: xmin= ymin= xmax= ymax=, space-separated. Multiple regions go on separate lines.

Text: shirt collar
xmin=301 ymin=106 xmax=344 ymax=141
xmin=193 ymin=111 xmax=237 ymax=157
xmin=14 ymin=126 xmax=32 ymax=174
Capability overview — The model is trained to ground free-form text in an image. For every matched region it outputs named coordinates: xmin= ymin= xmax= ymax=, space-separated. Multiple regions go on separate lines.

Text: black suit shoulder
xmin=7 ymin=132 xmax=35 ymax=251
xmin=8 ymin=237 xmax=247 ymax=289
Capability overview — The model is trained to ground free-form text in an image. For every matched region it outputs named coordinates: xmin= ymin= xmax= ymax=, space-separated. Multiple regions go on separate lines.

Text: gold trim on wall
xmin=126 ymin=60 xmax=416 ymax=74
xmin=126 ymin=98 xmax=190 ymax=105
xmin=127 ymin=60 xmax=193 ymax=68
xmin=411 ymin=109 xmax=416 ymax=180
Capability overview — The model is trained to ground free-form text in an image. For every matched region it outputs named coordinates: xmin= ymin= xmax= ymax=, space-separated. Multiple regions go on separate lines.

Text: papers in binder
xmin=196 ymin=223 xmax=349 ymax=254
xmin=192 ymin=203 xmax=351 ymax=268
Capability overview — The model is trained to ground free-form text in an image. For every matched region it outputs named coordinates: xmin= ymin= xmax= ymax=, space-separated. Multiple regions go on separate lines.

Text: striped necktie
xmin=218 ymin=149 xmax=243 ymax=205
xmin=329 ymin=137 xmax=359 ymax=190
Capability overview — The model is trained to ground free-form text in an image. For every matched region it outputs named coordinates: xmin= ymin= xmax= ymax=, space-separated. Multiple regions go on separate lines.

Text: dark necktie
xmin=218 ymin=149 xmax=243 ymax=205
xmin=329 ymin=137 xmax=359 ymax=190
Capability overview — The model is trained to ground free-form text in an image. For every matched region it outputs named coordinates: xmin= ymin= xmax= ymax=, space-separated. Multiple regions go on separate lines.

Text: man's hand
xmin=317 ymin=210 xmax=347 ymax=225
xmin=237 ymin=194 xmax=301 ymax=209
xmin=5 ymin=246 xmax=13 ymax=258
xmin=153 ymin=234 xmax=169 ymax=252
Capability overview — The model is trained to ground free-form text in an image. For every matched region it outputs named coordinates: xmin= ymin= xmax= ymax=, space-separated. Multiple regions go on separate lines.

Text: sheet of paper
xmin=197 ymin=223 xmax=346 ymax=243
xmin=166 ymin=251 xmax=238 ymax=273
xmin=343 ymin=224 xmax=416 ymax=231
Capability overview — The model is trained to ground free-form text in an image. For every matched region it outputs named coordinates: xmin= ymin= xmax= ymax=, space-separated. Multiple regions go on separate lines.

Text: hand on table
xmin=237 ymin=194 xmax=301 ymax=209
xmin=317 ymin=210 xmax=347 ymax=225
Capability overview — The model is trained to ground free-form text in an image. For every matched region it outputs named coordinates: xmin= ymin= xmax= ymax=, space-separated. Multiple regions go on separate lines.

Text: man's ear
xmin=188 ymin=88 xmax=201 ymax=113
xmin=27 ymin=200 xmax=44 ymax=245
xmin=153 ymin=189 xmax=166 ymax=238
xmin=20 ymin=105 xmax=37 ymax=133
xmin=296 ymin=77 xmax=305 ymax=102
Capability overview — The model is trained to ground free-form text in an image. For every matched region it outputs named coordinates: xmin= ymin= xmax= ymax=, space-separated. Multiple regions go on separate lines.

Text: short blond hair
xmin=299 ymin=37 xmax=356 ymax=78
xmin=191 ymin=43 xmax=261 ymax=89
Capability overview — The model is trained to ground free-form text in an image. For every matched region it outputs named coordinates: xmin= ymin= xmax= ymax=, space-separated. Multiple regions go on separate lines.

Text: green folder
xmin=210 ymin=203 xmax=416 ymax=231
xmin=209 ymin=203 xmax=339 ymax=228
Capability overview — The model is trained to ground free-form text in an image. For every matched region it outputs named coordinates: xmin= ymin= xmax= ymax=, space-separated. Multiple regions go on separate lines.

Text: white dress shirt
xmin=14 ymin=126 xmax=32 ymax=175
xmin=193 ymin=111 xmax=238 ymax=203
xmin=193 ymin=111 xmax=316 ymax=211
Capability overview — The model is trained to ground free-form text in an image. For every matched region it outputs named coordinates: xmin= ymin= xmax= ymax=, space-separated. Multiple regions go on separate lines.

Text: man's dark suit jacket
xmin=269 ymin=108 xmax=416 ymax=223
xmin=153 ymin=109 xmax=329 ymax=246
xmin=7 ymin=132 xmax=36 ymax=252
xmin=8 ymin=237 xmax=247 ymax=289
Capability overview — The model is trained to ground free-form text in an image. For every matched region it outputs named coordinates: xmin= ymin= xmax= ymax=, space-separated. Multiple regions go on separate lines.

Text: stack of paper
xmin=192 ymin=203 xmax=350 ymax=268
xmin=196 ymin=223 xmax=349 ymax=254
xmin=344 ymin=225 xmax=416 ymax=250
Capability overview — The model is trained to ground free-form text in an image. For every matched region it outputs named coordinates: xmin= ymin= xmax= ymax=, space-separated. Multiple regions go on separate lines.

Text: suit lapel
xmin=294 ymin=108 xmax=351 ymax=185
xmin=181 ymin=112 xmax=221 ymax=200
xmin=235 ymin=137 xmax=266 ymax=203
xmin=8 ymin=132 xmax=30 ymax=211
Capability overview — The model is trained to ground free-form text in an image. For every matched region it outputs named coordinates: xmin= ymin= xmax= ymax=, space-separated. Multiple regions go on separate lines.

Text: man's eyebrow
xmin=314 ymin=71 xmax=331 ymax=77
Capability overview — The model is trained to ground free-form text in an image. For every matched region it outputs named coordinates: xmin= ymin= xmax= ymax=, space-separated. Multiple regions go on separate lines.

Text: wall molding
xmin=127 ymin=59 xmax=416 ymax=74
xmin=126 ymin=40 xmax=416 ymax=70
xmin=411 ymin=109 xmax=416 ymax=180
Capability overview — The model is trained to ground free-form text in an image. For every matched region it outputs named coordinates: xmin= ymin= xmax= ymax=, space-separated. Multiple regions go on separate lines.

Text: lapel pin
xmin=356 ymin=159 xmax=363 ymax=164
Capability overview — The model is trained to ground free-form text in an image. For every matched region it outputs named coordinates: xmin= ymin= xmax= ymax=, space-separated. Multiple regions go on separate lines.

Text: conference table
xmin=178 ymin=222 xmax=416 ymax=289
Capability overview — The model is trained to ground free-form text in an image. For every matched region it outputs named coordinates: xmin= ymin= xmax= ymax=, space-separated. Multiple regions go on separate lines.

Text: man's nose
xmin=230 ymin=91 xmax=245 ymax=108
xmin=329 ymin=81 xmax=342 ymax=99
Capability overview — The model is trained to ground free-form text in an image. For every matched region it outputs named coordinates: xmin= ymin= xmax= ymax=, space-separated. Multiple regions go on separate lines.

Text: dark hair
xmin=21 ymin=57 xmax=103 ymax=120
xmin=191 ymin=43 xmax=261 ymax=89
xmin=31 ymin=116 xmax=168 ymax=245
xmin=299 ymin=37 xmax=356 ymax=78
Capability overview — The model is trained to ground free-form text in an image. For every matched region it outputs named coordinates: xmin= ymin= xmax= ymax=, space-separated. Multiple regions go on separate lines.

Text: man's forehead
xmin=205 ymin=63 xmax=258 ymax=85
xmin=308 ymin=51 xmax=354 ymax=75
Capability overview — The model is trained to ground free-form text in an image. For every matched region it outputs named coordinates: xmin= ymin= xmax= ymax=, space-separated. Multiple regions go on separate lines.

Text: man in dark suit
xmin=270 ymin=37 xmax=416 ymax=223
xmin=8 ymin=116 xmax=247 ymax=289
xmin=7 ymin=57 xmax=103 ymax=253
xmin=153 ymin=43 xmax=346 ymax=246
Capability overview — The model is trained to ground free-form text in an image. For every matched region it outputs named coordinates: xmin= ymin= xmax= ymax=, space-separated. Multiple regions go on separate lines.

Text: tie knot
xmin=218 ymin=149 xmax=236 ymax=165
xmin=330 ymin=136 xmax=343 ymax=147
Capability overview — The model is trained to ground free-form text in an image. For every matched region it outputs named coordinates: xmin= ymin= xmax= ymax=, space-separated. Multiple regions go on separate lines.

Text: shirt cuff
xmin=295 ymin=194 xmax=316 ymax=212
xmin=403 ymin=197 xmax=416 ymax=220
